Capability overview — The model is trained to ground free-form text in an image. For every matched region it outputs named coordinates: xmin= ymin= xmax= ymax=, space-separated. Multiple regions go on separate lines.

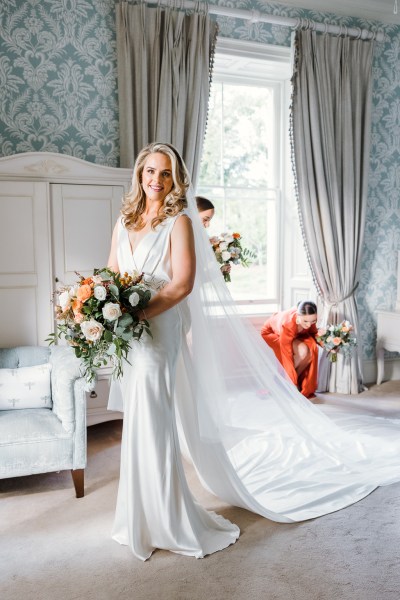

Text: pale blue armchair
xmin=0 ymin=345 xmax=87 ymax=497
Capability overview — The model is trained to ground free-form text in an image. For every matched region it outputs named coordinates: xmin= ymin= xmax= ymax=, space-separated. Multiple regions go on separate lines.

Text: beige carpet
xmin=1 ymin=382 xmax=400 ymax=600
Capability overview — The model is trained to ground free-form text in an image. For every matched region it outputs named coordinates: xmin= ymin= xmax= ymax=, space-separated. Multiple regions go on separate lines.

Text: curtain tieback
xmin=321 ymin=283 xmax=359 ymax=328
xmin=323 ymin=282 xmax=359 ymax=308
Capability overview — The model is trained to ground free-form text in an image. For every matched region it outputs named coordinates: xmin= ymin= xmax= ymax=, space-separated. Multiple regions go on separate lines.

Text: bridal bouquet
xmin=316 ymin=321 xmax=357 ymax=363
xmin=47 ymin=268 xmax=151 ymax=384
xmin=209 ymin=232 xmax=255 ymax=282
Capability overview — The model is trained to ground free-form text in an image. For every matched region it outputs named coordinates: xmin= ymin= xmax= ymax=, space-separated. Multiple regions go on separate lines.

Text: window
xmin=197 ymin=39 xmax=292 ymax=315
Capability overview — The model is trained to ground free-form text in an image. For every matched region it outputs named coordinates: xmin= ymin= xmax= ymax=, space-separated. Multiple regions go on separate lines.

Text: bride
xmin=108 ymin=142 xmax=400 ymax=560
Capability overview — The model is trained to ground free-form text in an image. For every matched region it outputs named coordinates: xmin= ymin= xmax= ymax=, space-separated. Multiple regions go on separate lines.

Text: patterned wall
xmin=0 ymin=0 xmax=399 ymax=360
xmin=0 ymin=0 xmax=119 ymax=165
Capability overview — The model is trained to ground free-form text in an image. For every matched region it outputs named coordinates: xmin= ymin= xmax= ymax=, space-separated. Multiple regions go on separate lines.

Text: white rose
xmin=129 ymin=292 xmax=140 ymax=307
xmin=224 ymin=235 xmax=234 ymax=244
xmin=94 ymin=285 xmax=107 ymax=301
xmin=102 ymin=302 xmax=122 ymax=321
xmin=68 ymin=285 xmax=79 ymax=298
xmin=222 ymin=250 xmax=231 ymax=262
xmin=59 ymin=290 xmax=71 ymax=311
xmin=80 ymin=319 xmax=104 ymax=342
xmin=219 ymin=242 xmax=228 ymax=251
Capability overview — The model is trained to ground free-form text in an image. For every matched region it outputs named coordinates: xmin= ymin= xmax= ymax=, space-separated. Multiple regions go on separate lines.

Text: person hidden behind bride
xmin=195 ymin=195 xmax=231 ymax=278
xmin=261 ymin=301 xmax=319 ymax=399
xmin=195 ymin=195 xmax=214 ymax=228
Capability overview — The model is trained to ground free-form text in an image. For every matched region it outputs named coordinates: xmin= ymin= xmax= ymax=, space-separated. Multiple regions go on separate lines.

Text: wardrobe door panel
xmin=51 ymin=184 xmax=123 ymax=285
xmin=0 ymin=181 xmax=52 ymax=346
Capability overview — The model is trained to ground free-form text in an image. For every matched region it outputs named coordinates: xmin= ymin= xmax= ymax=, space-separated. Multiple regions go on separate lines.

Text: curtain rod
xmin=139 ymin=0 xmax=385 ymax=42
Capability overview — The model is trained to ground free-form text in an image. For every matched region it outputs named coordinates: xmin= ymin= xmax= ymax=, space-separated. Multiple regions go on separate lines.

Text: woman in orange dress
xmin=261 ymin=301 xmax=319 ymax=398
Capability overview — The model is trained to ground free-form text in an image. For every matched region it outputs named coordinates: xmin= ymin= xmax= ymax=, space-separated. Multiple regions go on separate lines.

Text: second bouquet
xmin=48 ymin=268 xmax=152 ymax=384
xmin=209 ymin=232 xmax=254 ymax=282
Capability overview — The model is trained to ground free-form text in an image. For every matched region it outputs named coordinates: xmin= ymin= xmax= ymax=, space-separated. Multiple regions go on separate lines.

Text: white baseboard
xmin=87 ymin=408 xmax=122 ymax=427
xmin=362 ymin=357 xmax=400 ymax=385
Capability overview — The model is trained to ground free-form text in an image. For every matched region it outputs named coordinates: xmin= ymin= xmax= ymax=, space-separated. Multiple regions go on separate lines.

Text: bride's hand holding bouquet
xmin=47 ymin=268 xmax=152 ymax=384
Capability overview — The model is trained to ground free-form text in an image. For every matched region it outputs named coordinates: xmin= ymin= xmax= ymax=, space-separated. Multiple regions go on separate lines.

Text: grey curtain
xmin=116 ymin=2 xmax=218 ymax=187
xmin=291 ymin=30 xmax=374 ymax=394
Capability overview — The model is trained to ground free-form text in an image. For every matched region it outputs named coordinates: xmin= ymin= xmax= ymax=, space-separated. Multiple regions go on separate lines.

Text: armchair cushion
xmin=0 ymin=346 xmax=50 ymax=369
xmin=0 ymin=363 xmax=52 ymax=410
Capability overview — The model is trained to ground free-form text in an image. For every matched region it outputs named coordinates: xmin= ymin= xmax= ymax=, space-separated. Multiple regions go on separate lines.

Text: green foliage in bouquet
xmin=47 ymin=268 xmax=152 ymax=384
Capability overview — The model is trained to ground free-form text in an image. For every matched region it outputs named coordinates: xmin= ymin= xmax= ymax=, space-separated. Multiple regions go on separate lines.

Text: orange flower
xmin=76 ymin=284 xmax=92 ymax=303
xmin=81 ymin=277 xmax=93 ymax=286
xmin=72 ymin=299 xmax=83 ymax=315
xmin=332 ymin=337 xmax=342 ymax=346
xmin=232 ymin=233 xmax=241 ymax=239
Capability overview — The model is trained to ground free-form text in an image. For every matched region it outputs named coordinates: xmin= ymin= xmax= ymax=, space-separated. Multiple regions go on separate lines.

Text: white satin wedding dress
xmin=111 ymin=215 xmax=239 ymax=560
xmin=110 ymin=200 xmax=400 ymax=560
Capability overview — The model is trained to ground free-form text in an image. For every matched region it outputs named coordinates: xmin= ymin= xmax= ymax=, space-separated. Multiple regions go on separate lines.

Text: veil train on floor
xmin=110 ymin=186 xmax=400 ymax=522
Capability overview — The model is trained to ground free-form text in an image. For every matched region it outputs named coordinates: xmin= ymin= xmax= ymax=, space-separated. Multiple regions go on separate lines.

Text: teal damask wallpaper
xmin=0 ymin=0 xmax=399 ymax=361
xmin=0 ymin=0 xmax=119 ymax=165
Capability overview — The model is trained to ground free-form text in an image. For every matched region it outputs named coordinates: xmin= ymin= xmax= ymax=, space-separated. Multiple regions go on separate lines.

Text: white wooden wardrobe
xmin=0 ymin=152 xmax=132 ymax=425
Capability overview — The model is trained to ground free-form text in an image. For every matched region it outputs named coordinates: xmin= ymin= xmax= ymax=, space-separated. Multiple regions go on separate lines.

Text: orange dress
xmin=261 ymin=307 xmax=318 ymax=398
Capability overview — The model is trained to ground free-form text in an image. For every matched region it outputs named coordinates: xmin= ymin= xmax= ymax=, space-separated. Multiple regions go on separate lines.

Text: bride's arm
xmin=139 ymin=214 xmax=195 ymax=320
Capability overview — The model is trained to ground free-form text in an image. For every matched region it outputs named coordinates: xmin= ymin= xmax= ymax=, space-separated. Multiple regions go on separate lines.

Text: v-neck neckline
xmin=127 ymin=228 xmax=155 ymax=258
xmin=125 ymin=224 xmax=161 ymax=275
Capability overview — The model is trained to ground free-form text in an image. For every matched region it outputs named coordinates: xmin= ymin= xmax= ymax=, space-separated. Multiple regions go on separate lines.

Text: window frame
xmin=199 ymin=38 xmax=292 ymax=316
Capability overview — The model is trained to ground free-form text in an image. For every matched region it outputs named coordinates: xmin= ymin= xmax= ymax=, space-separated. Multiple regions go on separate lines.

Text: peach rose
xmin=74 ymin=313 xmax=84 ymax=324
xmin=341 ymin=326 xmax=350 ymax=333
xmin=332 ymin=337 xmax=342 ymax=345
xmin=72 ymin=299 xmax=83 ymax=315
xmin=76 ymin=284 xmax=92 ymax=303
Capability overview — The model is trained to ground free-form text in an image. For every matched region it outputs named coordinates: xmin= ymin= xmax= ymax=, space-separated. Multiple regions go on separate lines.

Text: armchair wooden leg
xmin=71 ymin=469 xmax=84 ymax=498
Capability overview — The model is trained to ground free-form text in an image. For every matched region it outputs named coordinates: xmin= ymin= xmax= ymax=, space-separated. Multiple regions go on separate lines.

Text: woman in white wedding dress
xmin=107 ymin=142 xmax=239 ymax=560
xmin=108 ymin=142 xmax=400 ymax=561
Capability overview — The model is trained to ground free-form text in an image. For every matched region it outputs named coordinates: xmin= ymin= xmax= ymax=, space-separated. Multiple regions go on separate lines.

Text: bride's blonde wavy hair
xmin=121 ymin=142 xmax=190 ymax=231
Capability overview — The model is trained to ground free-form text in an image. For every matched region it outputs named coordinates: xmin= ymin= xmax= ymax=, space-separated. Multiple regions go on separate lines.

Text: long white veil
xmin=174 ymin=187 xmax=400 ymax=522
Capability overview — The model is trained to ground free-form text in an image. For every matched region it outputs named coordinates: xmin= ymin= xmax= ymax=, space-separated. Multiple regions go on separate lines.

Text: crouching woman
xmin=261 ymin=301 xmax=319 ymax=399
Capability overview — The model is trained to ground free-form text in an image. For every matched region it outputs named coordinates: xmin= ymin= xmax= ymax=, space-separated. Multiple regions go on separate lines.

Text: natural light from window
xmin=197 ymin=40 xmax=291 ymax=315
